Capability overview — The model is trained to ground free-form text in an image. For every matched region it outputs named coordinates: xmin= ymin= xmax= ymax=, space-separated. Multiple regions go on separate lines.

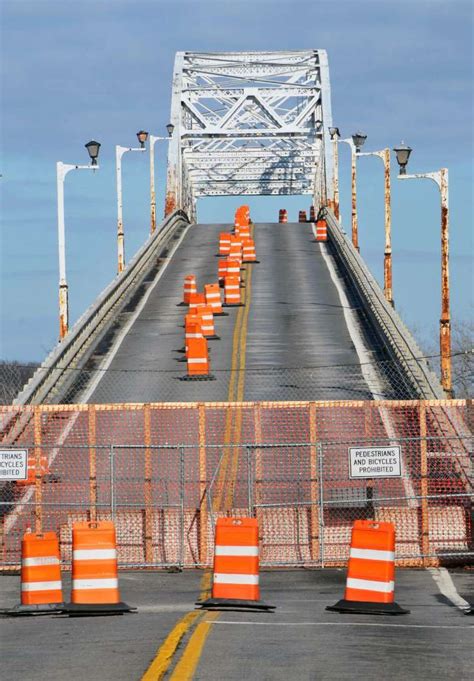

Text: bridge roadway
xmin=85 ymin=222 xmax=374 ymax=404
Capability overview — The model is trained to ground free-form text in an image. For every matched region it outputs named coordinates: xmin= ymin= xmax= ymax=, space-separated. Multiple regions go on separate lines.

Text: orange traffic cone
xmin=327 ymin=520 xmax=409 ymax=615
xmin=65 ymin=520 xmax=134 ymax=615
xmin=197 ymin=517 xmax=274 ymax=611
xmin=1 ymin=530 xmax=64 ymax=615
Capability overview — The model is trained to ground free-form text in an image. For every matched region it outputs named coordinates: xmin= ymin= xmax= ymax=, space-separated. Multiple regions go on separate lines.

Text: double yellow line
xmin=141 ymin=227 xmax=255 ymax=680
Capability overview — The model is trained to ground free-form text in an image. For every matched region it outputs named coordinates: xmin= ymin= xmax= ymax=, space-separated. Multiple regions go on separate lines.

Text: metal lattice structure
xmin=165 ymin=50 xmax=334 ymax=219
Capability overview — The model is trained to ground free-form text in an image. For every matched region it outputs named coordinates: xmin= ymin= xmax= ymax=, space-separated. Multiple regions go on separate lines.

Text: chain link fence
xmin=1 ymin=399 xmax=472 ymax=569
xmin=2 ymin=352 xmax=471 ymax=405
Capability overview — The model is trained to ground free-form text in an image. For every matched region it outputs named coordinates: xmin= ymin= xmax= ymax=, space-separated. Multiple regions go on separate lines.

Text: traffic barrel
xmin=65 ymin=520 xmax=134 ymax=615
xmin=182 ymin=275 xmax=197 ymax=305
xmin=218 ymin=259 xmax=228 ymax=285
xmin=279 ymin=209 xmax=288 ymax=223
xmin=197 ymin=517 xmax=274 ymax=611
xmin=326 ymin=520 xmax=409 ymax=615
xmin=205 ymin=283 xmax=225 ymax=316
xmin=315 ymin=219 xmax=327 ymax=242
xmin=309 ymin=205 xmax=316 ymax=222
xmin=229 ymin=238 xmax=243 ymax=265
xmin=184 ymin=315 xmax=203 ymax=358
xmin=242 ymin=237 xmax=259 ymax=263
xmin=184 ymin=336 xmax=214 ymax=380
xmin=225 ymin=259 xmax=241 ymax=279
xmin=190 ymin=305 xmax=219 ymax=340
xmin=188 ymin=292 xmax=206 ymax=306
xmin=298 ymin=210 xmax=307 ymax=223
xmin=224 ymin=276 xmax=242 ymax=306
xmin=218 ymin=233 xmax=232 ymax=256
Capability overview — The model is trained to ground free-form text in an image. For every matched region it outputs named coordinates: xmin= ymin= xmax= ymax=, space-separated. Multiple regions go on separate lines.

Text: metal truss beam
xmin=165 ymin=50 xmax=333 ymax=214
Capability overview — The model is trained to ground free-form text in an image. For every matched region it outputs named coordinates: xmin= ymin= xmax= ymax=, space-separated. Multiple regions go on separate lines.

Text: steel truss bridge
xmin=165 ymin=50 xmax=333 ymax=219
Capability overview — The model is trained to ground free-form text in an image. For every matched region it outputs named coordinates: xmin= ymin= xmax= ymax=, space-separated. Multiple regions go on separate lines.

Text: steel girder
xmin=165 ymin=50 xmax=334 ymax=218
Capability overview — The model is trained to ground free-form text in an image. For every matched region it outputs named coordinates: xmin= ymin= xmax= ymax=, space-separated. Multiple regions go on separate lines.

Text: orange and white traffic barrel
xmin=224 ymin=276 xmax=242 ymax=306
xmin=218 ymin=233 xmax=232 ymax=256
xmin=184 ymin=315 xmax=203 ymax=357
xmin=204 ymin=283 xmax=225 ymax=315
xmin=197 ymin=517 xmax=274 ymax=611
xmin=309 ymin=205 xmax=316 ymax=222
xmin=242 ymin=238 xmax=259 ymax=263
xmin=182 ymin=275 xmax=197 ymax=305
xmin=279 ymin=209 xmax=288 ymax=223
xmin=65 ymin=520 xmax=133 ymax=614
xmin=229 ymin=239 xmax=243 ymax=265
xmin=218 ymin=259 xmax=228 ymax=285
xmin=190 ymin=305 xmax=219 ymax=340
xmin=298 ymin=210 xmax=307 ymax=223
xmin=184 ymin=336 xmax=215 ymax=380
xmin=188 ymin=292 xmax=206 ymax=306
xmin=327 ymin=520 xmax=409 ymax=615
xmin=315 ymin=219 xmax=327 ymax=242
xmin=225 ymin=259 xmax=241 ymax=279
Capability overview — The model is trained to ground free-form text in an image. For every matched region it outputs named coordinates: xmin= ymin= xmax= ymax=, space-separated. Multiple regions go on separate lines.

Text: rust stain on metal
xmin=351 ymin=151 xmax=358 ymax=250
xmin=165 ymin=191 xmax=177 ymax=216
xmin=59 ymin=284 xmax=68 ymax=339
xmin=439 ymin=168 xmax=452 ymax=396
xmin=383 ymin=148 xmax=393 ymax=305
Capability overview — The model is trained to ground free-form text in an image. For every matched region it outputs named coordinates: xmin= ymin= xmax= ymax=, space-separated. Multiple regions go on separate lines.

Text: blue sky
xmin=1 ymin=0 xmax=472 ymax=361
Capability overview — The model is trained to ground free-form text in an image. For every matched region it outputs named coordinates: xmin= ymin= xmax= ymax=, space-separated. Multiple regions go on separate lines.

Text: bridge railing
xmin=324 ymin=208 xmax=445 ymax=401
xmin=13 ymin=211 xmax=190 ymax=407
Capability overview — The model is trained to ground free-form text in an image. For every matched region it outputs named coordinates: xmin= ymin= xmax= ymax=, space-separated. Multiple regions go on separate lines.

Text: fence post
xmin=34 ymin=406 xmax=43 ymax=534
xmin=180 ymin=446 xmax=185 ymax=569
xmin=246 ymin=446 xmax=254 ymax=516
xmin=364 ymin=402 xmax=375 ymax=518
xmin=88 ymin=405 xmax=97 ymax=522
xmin=143 ymin=405 xmax=153 ymax=563
xmin=198 ymin=404 xmax=208 ymax=565
xmin=318 ymin=443 xmax=325 ymax=568
xmin=110 ymin=445 xmax=116 ymax=523
xmin=419 ymin=402 xmax=431 ymax=566
xmin=254 ymin=404 xmax=263 ymax=530
xmin=309 ymin=402 xmax=320 ymax=562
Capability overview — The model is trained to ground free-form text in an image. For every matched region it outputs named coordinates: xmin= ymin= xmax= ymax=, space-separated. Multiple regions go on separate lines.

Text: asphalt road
xmin=86 ymin=223 xmax=373 ymax=404
xmin=0 ymin=569 xmax=472 ymax=680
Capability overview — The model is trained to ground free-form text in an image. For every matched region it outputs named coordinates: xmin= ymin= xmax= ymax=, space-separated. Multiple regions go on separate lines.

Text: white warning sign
xmin=349 ymin=446 xmax=401 ymax=479
xmin=0 ymin=449 xmax=28 ymax=481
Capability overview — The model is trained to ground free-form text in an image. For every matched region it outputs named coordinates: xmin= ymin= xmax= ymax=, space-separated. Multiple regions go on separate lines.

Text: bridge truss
xmin=165 ymin=50 xmax=334 ymax=219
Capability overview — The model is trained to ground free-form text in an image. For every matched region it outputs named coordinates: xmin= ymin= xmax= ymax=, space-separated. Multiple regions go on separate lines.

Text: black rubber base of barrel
xmin=196 ymin=598 xmax=275 ymax=612
xmin=223 ymin=303 xmax=244 ymax=307
xmin=326 ymin=599 xmax=410 ymax=615
xmin=214 ymin=311 xmax=229 ymax=316
xmin=62 ymin=602 xmax=136 ymax=617
xmin=0 ymin=603 xmax=65 ymax=617
xmin=242 ymin=260 xmax=260 ymax=264
xmin=206 ymin=335 xmax=221 ymax=341
xmin=179 ymin=374 xmax=216 ymax=381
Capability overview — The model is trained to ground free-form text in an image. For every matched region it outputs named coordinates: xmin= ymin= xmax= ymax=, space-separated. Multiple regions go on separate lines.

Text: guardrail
xmin=324 ymin=208 xmax=445 ymax=400
xmin=14 ymin=211 xmax=190 ymax=406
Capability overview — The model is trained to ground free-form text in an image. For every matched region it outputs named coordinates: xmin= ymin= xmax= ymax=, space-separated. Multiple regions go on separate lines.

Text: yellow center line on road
xmin=141 ymin=571 xmax=211 ymax=680
xmin=169 ymin=612 xmax=220 ymax=681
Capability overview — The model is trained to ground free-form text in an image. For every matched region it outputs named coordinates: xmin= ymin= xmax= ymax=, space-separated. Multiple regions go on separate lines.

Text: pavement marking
xmin=169 ymin=612 xmax=220 ymax=680
xmin=428 ymin=567 xmax=472 ymax=613
xmin=141 ymin=611 xmax=202 ymax=681
xmin=140 ymin=571 xmax=212 ymax=681
xmin=212 ymin=620 xmax=473 ymax=630
xmin=79 ymin=221 xmax=191 ymax=403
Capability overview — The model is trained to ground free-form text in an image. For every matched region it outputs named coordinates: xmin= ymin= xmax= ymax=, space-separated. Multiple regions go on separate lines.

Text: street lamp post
xmin=56 ymin=141 xmax=101 ymax=340
xmin=357 ymin=147 xmax=393 ymax=305
xmin=394 ymin=143 xmax=453 ymax=397
xmin=116 ymin=130 xmax=148 ymax=273
xmin=339 ymin=131 xmax=367 ymax=251
xmin=149 ymin=123 xmax=174 ymax=235
xmin=328 ymin=127 xmax=340 ymax=219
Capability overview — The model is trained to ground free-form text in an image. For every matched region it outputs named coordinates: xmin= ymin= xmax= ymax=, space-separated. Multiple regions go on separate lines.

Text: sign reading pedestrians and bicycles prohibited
xmin=0 ymin=449 xmax=28 ymax=480
xmin=349 ymin=446 xmax=402 ymax=479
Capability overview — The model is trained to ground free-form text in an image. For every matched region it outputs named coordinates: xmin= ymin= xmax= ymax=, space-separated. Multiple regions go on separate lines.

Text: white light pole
xmin=116 ymin=130 xmax=148 ymax=273
xmin=394 ymin=143 xmax=453 ymax=397
xmin=357 ymin=147 xmax=393 ymax=305
xmin=339 ymin=131 xmax=367 ymax=251
xmin=328 ymin=127 xmax=340 ymax=220
xmin=56 ymin=141 xmax=101 ymax=340
xmin=149 ymin=123 xmax=174 ymax=235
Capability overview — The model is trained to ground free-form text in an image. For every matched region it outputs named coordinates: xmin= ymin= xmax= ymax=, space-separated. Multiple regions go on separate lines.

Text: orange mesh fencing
xmin=0 ymin=399 xmax=472 ymax=569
